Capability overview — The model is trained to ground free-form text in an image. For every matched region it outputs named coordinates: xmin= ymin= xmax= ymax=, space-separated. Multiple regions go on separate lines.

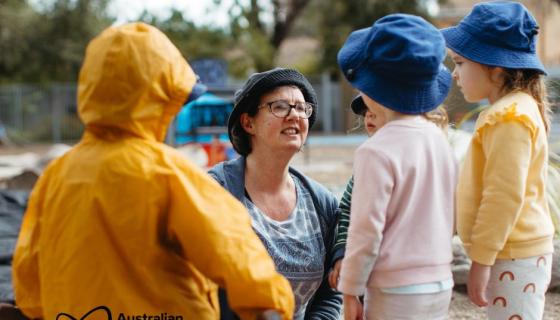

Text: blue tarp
xmin=175 ymin=93 xmax=233 ymax=145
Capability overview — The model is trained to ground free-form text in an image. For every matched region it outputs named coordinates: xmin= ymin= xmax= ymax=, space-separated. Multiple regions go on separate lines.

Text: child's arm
xmin=328 ymin=177 xmax=354 ymax=288
xmin=342 ymin=294 xmax=363 ymax=320
xmin=468 ymin=261 xmax=491 ymax=307
xmin=470 ymin=120 xmax=533 ymax=266
xmin=333 ymin=176 xmax=354 ymax=255
xmin=337 ymin=148 xmax=392 ymax=296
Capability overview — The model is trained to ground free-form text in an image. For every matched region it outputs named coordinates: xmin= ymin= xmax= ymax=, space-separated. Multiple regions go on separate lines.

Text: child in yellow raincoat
xmin=11 ymin=22 xmax=293 ymax=320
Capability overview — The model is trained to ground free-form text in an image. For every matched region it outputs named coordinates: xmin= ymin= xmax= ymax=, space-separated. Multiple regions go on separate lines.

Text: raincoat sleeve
xmin=167 ymin=165 xmax=294 ymax=319
xmin=12 ymin=170 xmax=50 ymax=319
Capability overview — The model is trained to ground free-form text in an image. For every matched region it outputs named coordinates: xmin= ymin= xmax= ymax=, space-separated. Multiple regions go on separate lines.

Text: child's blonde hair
xmin=501 ymin=69 xmax=551 ymax=134
xmin=423 ymin=106 xmax=449 ymax=132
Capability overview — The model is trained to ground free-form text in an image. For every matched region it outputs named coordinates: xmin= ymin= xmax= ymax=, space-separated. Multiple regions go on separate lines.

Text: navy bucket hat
xmin=185 ymin=75 xmax=207 ymax=104
xmin=338 ymin=14 xmax=452 ymax=115
xmin=441 ymin=1 xmax=546 ymax=74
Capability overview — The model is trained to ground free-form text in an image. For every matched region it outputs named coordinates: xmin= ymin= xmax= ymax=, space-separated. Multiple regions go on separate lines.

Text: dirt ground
xmin=292 ymin=143 xmax=560 ymax=320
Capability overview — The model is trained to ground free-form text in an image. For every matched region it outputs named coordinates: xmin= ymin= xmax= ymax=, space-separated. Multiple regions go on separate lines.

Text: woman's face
xmin=242 ymin=85 xmax=310 ymax=155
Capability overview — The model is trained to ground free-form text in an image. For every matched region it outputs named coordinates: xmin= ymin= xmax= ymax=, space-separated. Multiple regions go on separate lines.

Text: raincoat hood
xmin=78 ymin=22 xmax=197 ymax=141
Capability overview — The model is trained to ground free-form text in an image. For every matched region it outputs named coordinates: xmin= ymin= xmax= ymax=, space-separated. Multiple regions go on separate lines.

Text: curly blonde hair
xmin=423 ymin=106 xmax=449 ymax=132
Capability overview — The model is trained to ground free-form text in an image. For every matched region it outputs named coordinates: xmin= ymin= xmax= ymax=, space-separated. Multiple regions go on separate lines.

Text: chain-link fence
xmin=0 ymin=84 xmax=82 ymax=144
xmin=0 ymin=78 xmax=344 ymax=145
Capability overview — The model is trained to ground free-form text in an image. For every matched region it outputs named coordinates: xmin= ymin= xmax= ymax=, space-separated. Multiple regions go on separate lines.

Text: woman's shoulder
xmin=207 ymin=158 xmax=246 ymax=198
xmin=290 ymin=168 xmax=332 ymax=197
xmin=289 ymin=167 xmax=338 ymax=214
xmin=208 ymin=157 xmax=244 ymax=176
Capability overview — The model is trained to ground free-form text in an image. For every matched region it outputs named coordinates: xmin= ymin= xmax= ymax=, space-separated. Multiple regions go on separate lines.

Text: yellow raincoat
xmin=12 ymin=23 xmax=294 ymax=320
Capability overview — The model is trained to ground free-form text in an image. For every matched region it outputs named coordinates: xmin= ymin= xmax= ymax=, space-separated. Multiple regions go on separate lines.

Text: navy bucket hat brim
xmin=441 ymin=26 xmax=546 ymax=74
xmin=338 ymin=17 xmax=452 ymax=115
xmin=186 ymin=80 xmax=207 ymax=104
xmin=440 ymin=1 xmax=546 ymax=74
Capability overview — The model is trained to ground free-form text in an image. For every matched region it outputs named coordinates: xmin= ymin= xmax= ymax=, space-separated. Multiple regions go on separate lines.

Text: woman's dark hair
xmin=230 ymin=99 xmax=260 ymax=156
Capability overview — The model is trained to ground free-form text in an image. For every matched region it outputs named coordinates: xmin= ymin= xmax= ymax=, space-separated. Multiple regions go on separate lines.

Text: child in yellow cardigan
xmin=442 ymin=2 xmax=554 ymax=319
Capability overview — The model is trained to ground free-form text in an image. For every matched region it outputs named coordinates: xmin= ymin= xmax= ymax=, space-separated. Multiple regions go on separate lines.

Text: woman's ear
xmin=240 ymin=113 xmax=255 ymax=134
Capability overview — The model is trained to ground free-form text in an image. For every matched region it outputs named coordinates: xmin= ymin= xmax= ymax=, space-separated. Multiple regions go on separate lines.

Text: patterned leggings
xmin=486 ymin=254 xmax=552 ymax=320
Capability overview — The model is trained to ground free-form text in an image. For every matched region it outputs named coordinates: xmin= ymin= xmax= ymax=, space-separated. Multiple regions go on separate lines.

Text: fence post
xmin=321 ymin=72 xmax=333 ymax=133
xmin=14 ymin=85 xmax=23 ymax=133
xmin=51 ymin=85 xmax=62 ymax=143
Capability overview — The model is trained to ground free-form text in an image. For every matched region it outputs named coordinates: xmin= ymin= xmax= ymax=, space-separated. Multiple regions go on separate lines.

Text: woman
xmin=209 ymin=68 xmax=342 ymax=320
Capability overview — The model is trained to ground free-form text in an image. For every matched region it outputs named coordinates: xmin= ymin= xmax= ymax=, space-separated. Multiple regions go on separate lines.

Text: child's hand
xmin=328 ymin=259 xmax=343 ymax=289
xmin=467 ymin=261 xmax=491 ymax=307
xmin=343 ymin=294 xmax=363 ymax=320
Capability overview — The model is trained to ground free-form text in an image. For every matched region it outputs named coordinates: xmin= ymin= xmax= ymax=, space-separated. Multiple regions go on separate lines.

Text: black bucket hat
xmin=350 ymin=95 xmax=367 ymax=116
xmin=227 ymin=68 xmax=318 ymax=154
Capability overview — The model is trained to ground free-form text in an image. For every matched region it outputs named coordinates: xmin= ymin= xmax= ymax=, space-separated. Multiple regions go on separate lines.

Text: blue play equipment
xmin=174 ymin=93 xmax=233 ymax=145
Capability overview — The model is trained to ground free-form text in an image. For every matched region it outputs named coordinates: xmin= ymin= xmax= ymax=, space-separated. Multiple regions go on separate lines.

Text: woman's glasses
xmin=259 ymin=100 xmax=314 ymax=119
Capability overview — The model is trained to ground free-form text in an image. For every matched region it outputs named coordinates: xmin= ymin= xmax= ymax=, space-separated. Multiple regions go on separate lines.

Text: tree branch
xmin=271 ymin=0 xmax=310 ymax=48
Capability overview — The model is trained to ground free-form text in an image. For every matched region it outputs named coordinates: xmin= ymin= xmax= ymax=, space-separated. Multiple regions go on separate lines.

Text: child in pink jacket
xmin=336 ymin=14 xmax=457 ymax=320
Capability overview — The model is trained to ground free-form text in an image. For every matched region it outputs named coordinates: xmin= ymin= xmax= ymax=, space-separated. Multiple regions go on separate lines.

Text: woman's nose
xmin=285 ymin=107 xmax=300 ymax=120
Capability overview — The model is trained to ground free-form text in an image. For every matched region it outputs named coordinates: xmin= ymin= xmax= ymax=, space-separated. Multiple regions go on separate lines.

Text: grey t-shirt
xmin=243 ymin=175 xmax=325 ymax=320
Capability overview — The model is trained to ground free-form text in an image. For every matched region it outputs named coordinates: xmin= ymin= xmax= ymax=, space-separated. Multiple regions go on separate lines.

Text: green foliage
xmin=218 ymin=0 xmax=312 ymax=73
xmin=38 ymin=0 xmax=114 ymax=81
xmin=141 ymin=9 xmax=232 ymax=62
xmin=136 ymin=9 xmax=237 ymax=78
xmin=0 ymin=0 xmax=113 ymax=83
xmin=0 ymin=1 xmax=236 ymax=83
xmin=0 ymin=0 xmax=456 ymax=83
xmin=0 ymin=0 xmax=43 ymax=83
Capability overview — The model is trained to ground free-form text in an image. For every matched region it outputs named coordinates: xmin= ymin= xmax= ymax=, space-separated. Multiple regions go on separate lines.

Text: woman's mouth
xmin=282 ymin=128 xmax=300 ymax=135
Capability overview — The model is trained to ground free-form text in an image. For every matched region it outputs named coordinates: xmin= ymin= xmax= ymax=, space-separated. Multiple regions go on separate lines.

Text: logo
xmin=56 ymin=307 xmax=184 ymax=320
xmin=57 ymin=306 xmax=112 ymax=320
